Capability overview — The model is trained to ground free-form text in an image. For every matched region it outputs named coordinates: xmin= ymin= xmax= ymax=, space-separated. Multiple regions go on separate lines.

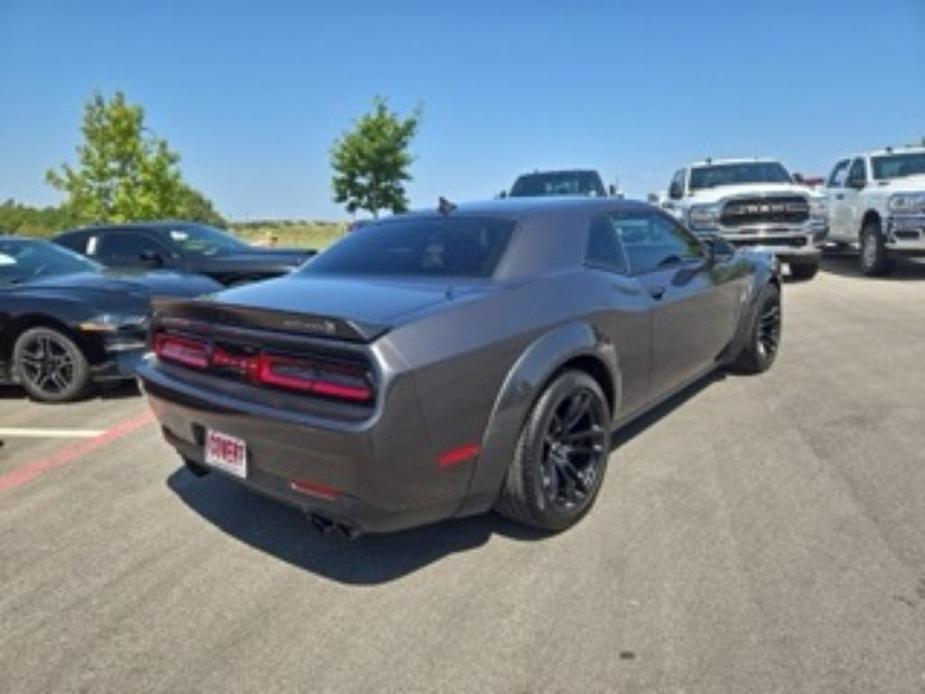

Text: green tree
xmin=177 ymin=186 xmax=227 ymax=227
xmin=46 ymin=91 xmax=224 ymax=225
xmin=330 ymin=97 xmax=422 ymax=218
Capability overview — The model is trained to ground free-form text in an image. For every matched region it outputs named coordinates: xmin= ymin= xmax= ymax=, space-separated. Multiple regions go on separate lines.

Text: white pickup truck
xmin=661 ymin=158 xmax=828 ymax=279
xmin=824 ymin=146 xmax=925 ymax=275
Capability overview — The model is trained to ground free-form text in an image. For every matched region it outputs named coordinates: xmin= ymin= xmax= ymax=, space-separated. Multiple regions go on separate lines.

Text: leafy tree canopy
xmin=46 ymin=91 xmax=225 ymax=226
xmin=330 ymin=97 xmax=422 ymax=218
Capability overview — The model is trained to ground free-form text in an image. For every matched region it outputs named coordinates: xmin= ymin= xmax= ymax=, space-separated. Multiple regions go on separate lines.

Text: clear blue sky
xmin=1 ymin=0 xmax=923 ymax=221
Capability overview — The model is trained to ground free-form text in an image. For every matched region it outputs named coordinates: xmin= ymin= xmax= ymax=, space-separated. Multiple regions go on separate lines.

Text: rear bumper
xmin=137 ymin=362 xmax=477 ymax=534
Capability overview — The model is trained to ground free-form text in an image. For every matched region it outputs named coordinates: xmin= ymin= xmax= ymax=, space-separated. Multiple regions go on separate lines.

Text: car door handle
xmin=648 ymin=285 xmax=666 ymax=300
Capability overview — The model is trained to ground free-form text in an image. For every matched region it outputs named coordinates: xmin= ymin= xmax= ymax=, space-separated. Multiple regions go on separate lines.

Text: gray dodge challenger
xmin=138 ymin=197 xmax=781 ymax=535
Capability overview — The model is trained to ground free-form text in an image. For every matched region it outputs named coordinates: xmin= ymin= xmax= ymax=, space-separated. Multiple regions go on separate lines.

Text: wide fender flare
xmin=461 ymin=321 xmax=621 ymax=511
xmin=723 ymin=261 xmax=779 ymax=364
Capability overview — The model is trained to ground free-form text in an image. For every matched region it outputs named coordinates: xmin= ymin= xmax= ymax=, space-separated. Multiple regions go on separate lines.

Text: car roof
xmin=514 ymin=169 xmax=601 ymax=177
xmin=860 ymin=145 xmax=925 ymax=158
xmin=686 ymin=157 xmax=781 ymax=168
xmin=57 ymin=220 xmax=212 ymax=236
xmin=391 ymin=196 xmax=652 ymax=222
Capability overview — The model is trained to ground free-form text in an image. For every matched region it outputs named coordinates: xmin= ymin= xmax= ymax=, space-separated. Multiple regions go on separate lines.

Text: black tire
xmin=183 ymin=457 xmax=211 ymax=477
xmin=859 ymin=221 xmax=892 ymax=276
xmin=13 ymin=327 xmax=91 ymax=403
xmin=789 ymin=262 xmax=819 ymax=280
xmin=496 ymin=370 xmax=611 ymax=531
xmin=729 ymin=283 xmax=781 ymax=375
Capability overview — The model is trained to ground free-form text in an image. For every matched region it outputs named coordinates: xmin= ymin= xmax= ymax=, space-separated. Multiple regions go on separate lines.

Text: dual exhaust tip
xmin=309 ymin=513 xmax=361 ymax=540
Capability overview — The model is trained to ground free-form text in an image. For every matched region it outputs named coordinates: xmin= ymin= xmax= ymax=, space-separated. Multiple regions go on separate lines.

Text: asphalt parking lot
xmin=2 ymin=254 xmax=925 ymax=694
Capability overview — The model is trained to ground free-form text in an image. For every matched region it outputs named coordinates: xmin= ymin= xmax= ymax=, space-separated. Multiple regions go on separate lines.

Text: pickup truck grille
xmin=720 ymin=196 xmax=809 ymax=227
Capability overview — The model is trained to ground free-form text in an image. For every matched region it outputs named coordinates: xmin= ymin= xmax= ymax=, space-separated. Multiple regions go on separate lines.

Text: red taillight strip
xmin=154 ymin=333 xmax=209 ymax=369
xmin=437 ymin=443 xmax=482 ymax=468
xmin=290 ymin=479 xmax=340 ymax=500
xmin=257 ymin=355 xmax=373 ymax=402
xmin=154 ymin=332 xmax=372 ymax=403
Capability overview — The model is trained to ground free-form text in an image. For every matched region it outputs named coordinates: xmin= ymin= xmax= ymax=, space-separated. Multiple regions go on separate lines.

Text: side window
xmin=827 ymin=160 xmax=850 ymax=188
xmin=613 ymin=212 xmax=704 ymax=275
xmin=668 ymin=169 xmax=685 ymax=200
xmin=847 ymin=158 xmax=867 ymax=188
xmin=55 ymin=232 xmax=88 ymax=253
xmin=585 ymin=216 xmax=629 ymax=274
xmin=96 ymin=232 xmax=167 ymax=264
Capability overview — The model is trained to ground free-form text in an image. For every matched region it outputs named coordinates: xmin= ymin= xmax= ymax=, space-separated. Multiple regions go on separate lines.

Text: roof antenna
xmin=438 ymin=197 xmax=457 ymax=215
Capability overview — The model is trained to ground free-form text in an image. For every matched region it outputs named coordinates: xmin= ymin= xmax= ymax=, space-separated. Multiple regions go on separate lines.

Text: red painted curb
xmin=0 ymin=410 xmax=155 ymax=492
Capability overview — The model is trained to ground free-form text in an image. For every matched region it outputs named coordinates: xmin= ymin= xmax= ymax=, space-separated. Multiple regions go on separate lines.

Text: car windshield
xmin=510 ymin=172 xmax=606 ymax=197
xmin=302 ymin=217 xmax=514 ymax=278
xmin=164 ymin=224 xmax=250 ymax=257
xmin=0 ymin=238 xmax=101 ymax=286
xmin=871 ymin=152 xmax=925 ymax=180
xmin=689 ymin=162 xmax=793 ymax=190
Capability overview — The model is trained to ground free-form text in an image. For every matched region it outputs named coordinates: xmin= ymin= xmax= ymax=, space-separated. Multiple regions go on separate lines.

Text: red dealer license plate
xmin=204 ymin=429 xmax=248 ymax=479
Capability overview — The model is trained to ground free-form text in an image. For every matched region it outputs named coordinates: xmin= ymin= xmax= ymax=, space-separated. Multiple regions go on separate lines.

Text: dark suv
xmin=54 ymin=221 xmax=315 ymax=286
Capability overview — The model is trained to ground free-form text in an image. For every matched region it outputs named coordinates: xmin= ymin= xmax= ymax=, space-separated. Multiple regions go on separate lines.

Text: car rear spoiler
xmin=151 ymin=297 xmax=390 ymax=343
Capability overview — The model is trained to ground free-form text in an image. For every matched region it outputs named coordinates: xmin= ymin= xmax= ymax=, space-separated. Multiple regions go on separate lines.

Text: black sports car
xmin=139 ymin=197 xmax=781 ymax=535
xmin=0 ymin=237 xmax=221 ymax=402
xmin=54 ymin=221 xmax=315 ymax=286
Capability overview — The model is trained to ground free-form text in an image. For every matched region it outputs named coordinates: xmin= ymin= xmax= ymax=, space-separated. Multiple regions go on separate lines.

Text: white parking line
xmin=0 ymin=428 xmax=105 ymax=439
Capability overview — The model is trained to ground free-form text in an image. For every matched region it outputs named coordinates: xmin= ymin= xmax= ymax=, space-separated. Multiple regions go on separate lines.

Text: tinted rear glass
xmin=511 ymin=172 xmax=606 ymax=197
xmin=303 ymin=217 xmax=514 ymax=278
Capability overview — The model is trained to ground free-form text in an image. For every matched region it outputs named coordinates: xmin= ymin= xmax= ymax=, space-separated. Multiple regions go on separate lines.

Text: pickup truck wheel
xmin=496 ymin=370 xmax=611 ymax=532
xmin=789 ymin=261 xmax=819 ymax=280
xmin=729 ymin=283 xmax=781 ymax=374
xmin=860 ymin=222 xmax=892 ymax=276
xmin=13 ymin=327 xmax=91 ymax=403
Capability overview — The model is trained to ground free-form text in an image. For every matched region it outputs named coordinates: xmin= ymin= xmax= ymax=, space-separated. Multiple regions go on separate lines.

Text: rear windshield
xmin=871 ymin=152 xmax=925 ymax=180
xmin=510 ymin=172 xmax=606 ymax=197
xmin=302 ymin=217 xmax=514 ymax=278
xmin=0 ymin=238 xmax=100 ymax=285
xmin=689 ymin=162 xmax=792 ymax=190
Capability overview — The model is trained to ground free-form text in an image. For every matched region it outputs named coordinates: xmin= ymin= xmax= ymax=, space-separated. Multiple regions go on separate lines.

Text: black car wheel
xmin=496 ymin=370 xmax=611 ymax=531
xmin=13 ymin=327 xmax=91 ymax=402
xmin=860 ymin=221 xmax=892 ymax=276
xmin=729 ymin=283 xmax=781 ymax=374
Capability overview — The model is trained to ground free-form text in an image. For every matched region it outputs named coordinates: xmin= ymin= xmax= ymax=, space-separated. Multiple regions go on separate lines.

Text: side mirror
xmin=498 ymin=190 xmax=508 ymax=199
xmin=608 ymin=184 xmax=616 ymax=196
xmin=139 ymin=249 xmax=163 ymax=266
xmin=704 ymin=235 xmax=735 ymax=261
xmin=847 ymin=178 xmax=866 ymax=190
xmin=793 ymin=172 xmax=805 ymax=184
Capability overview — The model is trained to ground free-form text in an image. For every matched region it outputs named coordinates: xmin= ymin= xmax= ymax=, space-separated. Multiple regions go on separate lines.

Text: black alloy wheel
xmin=497 ymin=370 xmax=611 ymax=531
xmin=729 ymin=283 xmax=781 ymax=374
xmin=541 ymin=387 xmax=609 ymax=513
xmin=13 ymin=327 xmax=91 ymax=402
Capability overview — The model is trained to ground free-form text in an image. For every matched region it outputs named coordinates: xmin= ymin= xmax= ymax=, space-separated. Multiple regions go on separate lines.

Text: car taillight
xmin=154 ymin=333 xmax=209 ymax=369
xmin=154 ymin=332 xmax=373 ymax=403
xmin=256 ymin=355 xmax=372 ymax=402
